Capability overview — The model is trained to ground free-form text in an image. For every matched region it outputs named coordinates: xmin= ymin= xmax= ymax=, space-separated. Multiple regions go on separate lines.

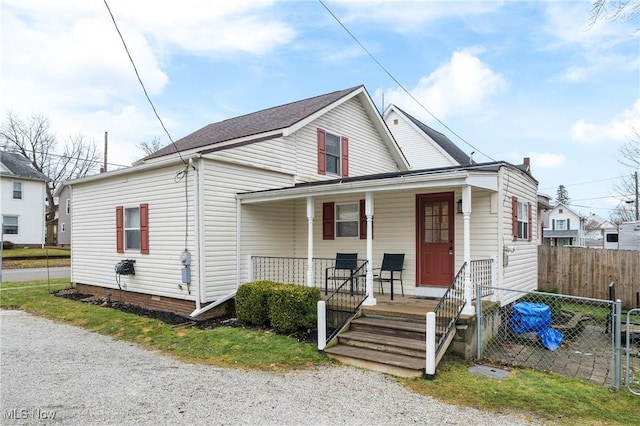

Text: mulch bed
xmin=52 ymin=288 xmax=317 ymax=344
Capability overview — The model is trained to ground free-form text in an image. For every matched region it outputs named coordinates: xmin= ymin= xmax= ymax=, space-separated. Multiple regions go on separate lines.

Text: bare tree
xmin=0 ymin=112 xmax=102 ymax=222
xmin=589 ymin=0 xmax=640 ymax=30
xmin=136 ymin=136 xmax=163 ymax=158
xmin=610 ymin=127 xmax=639 ymax=223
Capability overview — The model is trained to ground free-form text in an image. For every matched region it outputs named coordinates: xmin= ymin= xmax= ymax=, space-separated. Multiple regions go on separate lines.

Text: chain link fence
xmin=476 ymin=285 xmax=640 ymax=391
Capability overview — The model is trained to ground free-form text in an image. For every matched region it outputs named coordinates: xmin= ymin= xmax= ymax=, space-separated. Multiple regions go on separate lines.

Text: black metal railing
xmin=470 ymin=258 xmax=495 ymax=300
xmin=324 ymin=262 xmax=369 ymax=343
xmin=250 ymin=256 xmax=368 ymax=290
xmin=432 ymin=262 xmax=467 ymax=356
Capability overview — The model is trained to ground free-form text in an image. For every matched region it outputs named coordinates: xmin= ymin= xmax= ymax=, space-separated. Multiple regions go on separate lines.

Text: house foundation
xmin=450 ymin=301 xmax=500 ymax=360
xmin=74 ymin=283 xmax=234 ymax=320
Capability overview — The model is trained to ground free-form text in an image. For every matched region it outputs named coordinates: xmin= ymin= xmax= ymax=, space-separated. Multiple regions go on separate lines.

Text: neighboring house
xmin=0 ymin=151 xmax=48 ymax=247
xmin=54 ymin=184 xmax=72 ymax=247
xmin=66 ymin=86 xmax=539 ymax=318
xmin=537 ymin=193 xmax=553 ymax=245
xmin=542 ymin=203 xmax=585 ymax=247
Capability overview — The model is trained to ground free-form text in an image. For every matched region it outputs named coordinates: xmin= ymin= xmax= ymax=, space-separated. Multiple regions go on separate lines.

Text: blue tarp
xmin=510 ymin=302 xmax=564 ymax=351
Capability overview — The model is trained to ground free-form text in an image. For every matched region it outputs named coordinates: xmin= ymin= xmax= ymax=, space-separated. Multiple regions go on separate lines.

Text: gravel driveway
xmin=0 ymin=310 xmax=538 ymax=425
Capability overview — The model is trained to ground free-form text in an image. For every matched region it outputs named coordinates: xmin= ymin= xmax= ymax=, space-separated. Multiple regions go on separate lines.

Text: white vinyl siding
xmin=384 ymin=109 xmax=459 ymax=170
xmin=498 ymin=166 xmax=538 ymax=305
xmin=202 ymin=159 xmax=294 ymax=300
xmin=71 ymin=166 xmax=197 ymax=300
xmin=0 ymin=177 xmax=46 ymax=245
xmin=297 ymin=98 xmax=399 ymax=180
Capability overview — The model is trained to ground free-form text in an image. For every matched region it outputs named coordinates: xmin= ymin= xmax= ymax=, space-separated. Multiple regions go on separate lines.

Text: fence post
xmin=476 ymin=281 xmax=483 ymax=360
xmin=613 ymin=299 xmax=622 ymax=391
xmin=317 ymin=300 xmax=326 ymax=351
xmin=425 ymin=312 xmax=436 ymax=380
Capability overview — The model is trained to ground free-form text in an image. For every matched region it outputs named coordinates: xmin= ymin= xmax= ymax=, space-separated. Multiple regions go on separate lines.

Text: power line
xmin=102 ymin=0 xmax=186 ymax=166
xmin=540 ymin=175 xmax=627 ymax=191
xmin=318 ymin=0 xmax=495 ymax=162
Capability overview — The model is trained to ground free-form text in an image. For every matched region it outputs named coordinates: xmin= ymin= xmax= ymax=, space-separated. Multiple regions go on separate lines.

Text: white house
xmin=1 ymin=151 xmax=48 ymax=247
xmin=53 ymin=184 xmax=72 ymax=247
xmin=542 ymin=203 xmax=585 ymax=246
xmin=67 ymin=86 xmax=539 ymax=319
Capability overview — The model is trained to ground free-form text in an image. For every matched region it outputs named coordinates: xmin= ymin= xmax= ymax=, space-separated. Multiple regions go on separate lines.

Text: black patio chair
xmin=325 ymin=253 xmax=358 ymax=295
xmin=373 ymin=253 xmax=405 ymax=301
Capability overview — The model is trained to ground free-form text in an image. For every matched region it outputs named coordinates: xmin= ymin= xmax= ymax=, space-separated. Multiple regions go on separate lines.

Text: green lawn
xmin=2 ymin=279 xmax=638 ymax=424
xmin=2 ymin=247 xmax=70 ymax=258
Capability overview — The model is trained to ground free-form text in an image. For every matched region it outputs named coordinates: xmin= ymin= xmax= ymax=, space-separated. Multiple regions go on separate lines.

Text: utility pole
xmin=635 ymin=171 xmax=639 ymax=221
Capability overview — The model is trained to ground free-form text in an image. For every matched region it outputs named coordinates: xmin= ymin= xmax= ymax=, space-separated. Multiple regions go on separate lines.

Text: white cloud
xmin=571 ymin=100 xmax=640 ymax=144
xmin=1 ymin=0 xmax=296 ymax=166
xmin=377 ymin=48 xmax=507 ymax=120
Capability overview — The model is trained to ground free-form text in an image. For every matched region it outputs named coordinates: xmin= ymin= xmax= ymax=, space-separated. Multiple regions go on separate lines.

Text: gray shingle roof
xmin=145 ymin=86 xmax=363 ymax=160
xmin=394 ymin=106 xmax=471 ymax=165
xmin=0 ymin=151 xmax=48 ymax=181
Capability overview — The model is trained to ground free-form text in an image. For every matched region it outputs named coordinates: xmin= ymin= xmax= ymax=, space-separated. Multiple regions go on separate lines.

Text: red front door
xmin=416 ymin=193 xmax=454 ymax=286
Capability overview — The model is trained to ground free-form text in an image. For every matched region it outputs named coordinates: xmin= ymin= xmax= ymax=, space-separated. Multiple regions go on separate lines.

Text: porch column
xmin=306 ymin=197 xmax=315 ymax=287
xmin=461 ymin=185 xmax=475 ymax=315
xmin=362 ymin=192 xmax=377 ymax=306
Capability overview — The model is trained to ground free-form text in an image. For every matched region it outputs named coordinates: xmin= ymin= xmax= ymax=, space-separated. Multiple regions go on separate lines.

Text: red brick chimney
xmin=523 ymin=157 xmax=530 ymax=172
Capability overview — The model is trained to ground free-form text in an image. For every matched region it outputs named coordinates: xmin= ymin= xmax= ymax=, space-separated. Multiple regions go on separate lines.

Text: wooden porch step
xmin=337 ymin=330 xmax=426 ymax=358
xmin=324 ymin=344 xmax=425 ymax=378
xmin=350 ymin=316 xmax=426 ymax=341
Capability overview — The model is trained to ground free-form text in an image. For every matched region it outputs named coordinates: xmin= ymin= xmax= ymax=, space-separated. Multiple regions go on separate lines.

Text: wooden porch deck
xmin=323 ymin=290 xmax=440 ymax=317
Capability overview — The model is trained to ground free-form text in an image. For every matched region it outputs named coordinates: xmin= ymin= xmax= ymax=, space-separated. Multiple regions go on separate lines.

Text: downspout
xmin=191 ymin=157 xmax=202 ymax=312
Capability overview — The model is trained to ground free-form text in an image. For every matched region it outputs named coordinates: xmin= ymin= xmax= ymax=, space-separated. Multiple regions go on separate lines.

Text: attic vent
xmin=393 ymin=119 xmax=398 ymax=125
xmin=559 ymin=208 xmax=563 ymax=213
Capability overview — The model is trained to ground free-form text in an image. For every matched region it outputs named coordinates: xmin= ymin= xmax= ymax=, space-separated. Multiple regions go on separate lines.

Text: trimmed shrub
xmin=235 ymin=280 xmax=280 ymax=327
xmin=2 ymin=240 xmax=15 ymax=250
xmin=268 ymin=284 xmax=321 ymax=334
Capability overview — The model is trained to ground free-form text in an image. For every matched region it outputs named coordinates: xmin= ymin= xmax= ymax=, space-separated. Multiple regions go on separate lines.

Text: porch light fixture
xmin=457 ymin=199 xmax=463 ymax=214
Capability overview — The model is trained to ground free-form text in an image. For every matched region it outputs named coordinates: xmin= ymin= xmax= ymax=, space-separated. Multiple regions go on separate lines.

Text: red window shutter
xmin=322 ymin=202 xmax=334 ymax=240
xmin=512 ymin=196 xmax=518 ymax=241
xmin=317 ymin=128 xmax=326 ymax=175
xmin=116 ymin=206 xmax=124 ymax=254
xmin=527 ymin=202 xmax=533 ymax=242
xmin=341 ymin=136 xmax=349 ymax=178
xmin=140 ymin=203 xmax=149 ymax=254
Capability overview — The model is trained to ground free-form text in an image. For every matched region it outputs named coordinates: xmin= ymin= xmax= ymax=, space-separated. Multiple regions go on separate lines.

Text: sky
xmin=2 ymin=0 xmax=639 ymax=220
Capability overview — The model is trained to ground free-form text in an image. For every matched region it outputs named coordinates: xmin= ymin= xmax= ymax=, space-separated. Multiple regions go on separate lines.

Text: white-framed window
xmin=12 ymin=181 xmax=22 ymax=200
xmin=325 ymin=133 xmax=341 ymax=175
xmin=65 ymin=199 xmax=71 ymax=215
xmin=125 ymin=207 xmax=140 ymax=250
xmin=2 ymin=215 xmax=18 ymax=235
xmin=517 ymin=201 xmax=528 ymax=240
xmin=555 ymin=219 xmax=567 ymax=230
xmin=61 ymin=223 xmax=66 ymax=233
xmin=335 ymin=203 xmax=359 ymax=237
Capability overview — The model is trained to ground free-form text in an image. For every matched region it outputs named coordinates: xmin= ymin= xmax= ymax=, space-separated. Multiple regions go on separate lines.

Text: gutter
xmin=189 ymin=291 xmax=236 ymax=318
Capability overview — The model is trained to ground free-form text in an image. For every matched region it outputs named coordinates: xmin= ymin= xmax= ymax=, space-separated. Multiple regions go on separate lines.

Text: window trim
xmin=317 ymin=128 xmax=349 ymax=178
xmin=124 ymin=207 xmax=141 ymax=251
xmin=335 ymin=202 xmax=359 ymax=238
xmin=322 ymin=200 xmax=370 ymax=240
xmin=512 ymin=196 xmax=532 ymax=241
xmin=2 ymin=215 xmax=19 ymax=235
xmin=12 ymin=181 xmax=23 ymax=200
xmin=116 ymin=204 xmax=149 ymax=254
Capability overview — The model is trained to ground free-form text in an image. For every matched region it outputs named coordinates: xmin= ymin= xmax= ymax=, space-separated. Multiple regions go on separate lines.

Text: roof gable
xmin=386 ymin=105 xmax=471 ymax=166
xmin=145 ymin=86 xmax=365 ymax=160
xmin=0 ymin=151 xmax=48 ymax=181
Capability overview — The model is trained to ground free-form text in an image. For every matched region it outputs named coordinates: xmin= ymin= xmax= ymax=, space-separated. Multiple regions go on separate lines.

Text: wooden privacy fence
xmin=538 ymin=245 xmax=640 ymax=308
